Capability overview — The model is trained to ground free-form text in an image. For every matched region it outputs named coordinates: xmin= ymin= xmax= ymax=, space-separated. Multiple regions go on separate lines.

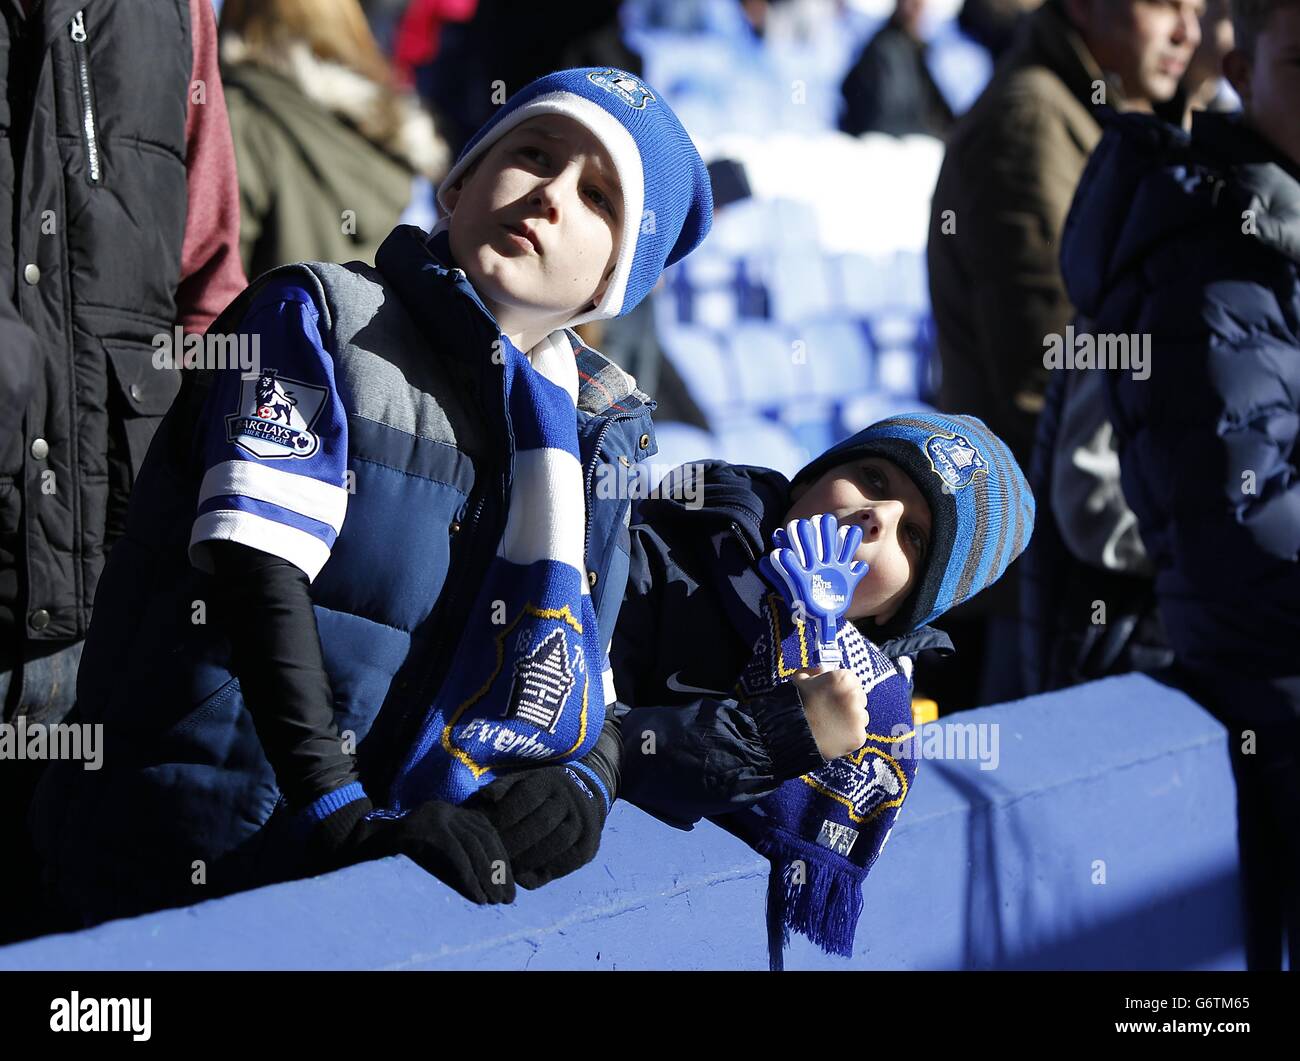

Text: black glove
xmin=308 ymin=796 xmax=516 ymax=905
xmin=469 ymin=766 xmax=608 ymax=890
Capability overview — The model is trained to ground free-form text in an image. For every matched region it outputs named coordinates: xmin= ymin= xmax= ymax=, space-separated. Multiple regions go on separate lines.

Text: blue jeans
xmin=0 ymin=639 xmax=85 ymax=942
xmin=0 ymin=638 xmax=84 ymax=726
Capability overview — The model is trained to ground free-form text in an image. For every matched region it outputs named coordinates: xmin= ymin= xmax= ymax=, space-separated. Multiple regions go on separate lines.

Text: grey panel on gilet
xmin=295 ymin=260 xmax=486 ymax=462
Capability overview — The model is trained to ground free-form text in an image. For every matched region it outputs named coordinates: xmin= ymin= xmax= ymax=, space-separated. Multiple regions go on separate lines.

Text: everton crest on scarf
xmin=710 ymin=515 xmax=920 ymax=970
xmin=388 ymin=330 xmax=615 ymax=810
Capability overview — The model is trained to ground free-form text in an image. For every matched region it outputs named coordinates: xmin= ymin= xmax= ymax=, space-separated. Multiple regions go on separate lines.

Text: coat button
xmin=587 ymin=570 xmax=598 ymax=589
xmin=29 ymin=608 xmax=50 ymax=631
xmin=30 ymin=437 xmax=49 ymax=460
xmin=639 ymin=433 xmax=650 ymax=449
xmin=449 ymin=268 xmax=466 ymax=282
xmin=24 ymin=263 xmax=40 ymax=285
xmin=129 ymin=383 xmax=143 ymax=403
xmin=449 ymin=520 xmax=461 ymax=535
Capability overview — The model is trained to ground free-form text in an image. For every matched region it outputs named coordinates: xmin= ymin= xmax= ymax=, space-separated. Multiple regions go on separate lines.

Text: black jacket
xmin=613 ymin=461 xmax=952 ymax=829
xmin=0 ymin=0 xmax=192 ymax=668
xmin=839 ymin=19 xmax=953 ymax=139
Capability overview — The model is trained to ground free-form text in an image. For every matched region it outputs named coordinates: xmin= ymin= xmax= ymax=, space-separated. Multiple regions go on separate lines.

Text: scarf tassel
xmin=755 ymin=833 xmax=866 ymax=972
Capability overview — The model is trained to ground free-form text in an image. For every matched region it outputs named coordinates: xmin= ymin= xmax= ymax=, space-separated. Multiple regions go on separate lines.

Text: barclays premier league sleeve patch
xmin=225 ymin=370 xmax=328 ymax=459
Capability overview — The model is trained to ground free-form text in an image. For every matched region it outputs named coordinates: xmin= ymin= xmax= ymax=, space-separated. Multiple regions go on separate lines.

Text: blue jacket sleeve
xmin=1106 ymin=276 xmax=1300 ymax=676
xmin=612 ymin=475 xmax=826 ymax=829
xmin=188 ymin=282 xmax=349 ymax=581
xmin=617 ymin=684 xmax=826 ymax=830
xmin=191 ymin=279 xmax=367 ymax=824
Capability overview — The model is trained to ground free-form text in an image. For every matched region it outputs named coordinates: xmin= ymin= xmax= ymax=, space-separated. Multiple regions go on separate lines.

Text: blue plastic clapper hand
xmin=758 ymin=513 xmax=869 ymax=668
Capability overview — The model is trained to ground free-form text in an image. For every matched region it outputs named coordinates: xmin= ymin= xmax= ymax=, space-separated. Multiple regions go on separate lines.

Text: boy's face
xmin=1225 ymin=7 xmax=1300 ymax=170
xmin=441 ymin=114 xmax=622 ymax=340
xmin=785 ymin=456 xmax=933 ymax=627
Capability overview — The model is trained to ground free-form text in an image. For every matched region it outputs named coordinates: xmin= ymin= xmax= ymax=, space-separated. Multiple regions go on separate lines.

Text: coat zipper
xmin=582 ymin=417 xmax=618 ymax=560
xmin=375 ymin=485 xmax=488 ymax=804
xmin=381 ymin=290 xmax=505 ymax=802
xmin=731 ymin=521 xmax=759 ymax=564
xmin=381 ymin=456 xmax=498 ymax=805
xmin=70 ymin=11 xmax=101 ymax=183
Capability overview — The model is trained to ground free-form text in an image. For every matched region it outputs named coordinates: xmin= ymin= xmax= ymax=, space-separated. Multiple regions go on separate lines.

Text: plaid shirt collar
xmin=564 ymin=327 xmax=654 ymax=418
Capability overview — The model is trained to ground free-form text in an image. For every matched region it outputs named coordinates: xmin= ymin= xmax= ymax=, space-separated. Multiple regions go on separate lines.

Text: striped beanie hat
xmin=436 ymin=67 xmax=713 ymax=328
xmin=791 ymin=413 xmax=1036 ymax=639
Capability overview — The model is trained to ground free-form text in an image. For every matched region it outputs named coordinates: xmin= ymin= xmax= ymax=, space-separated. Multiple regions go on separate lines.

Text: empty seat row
xmin=658 ymin=315 xmax=930 ymax=422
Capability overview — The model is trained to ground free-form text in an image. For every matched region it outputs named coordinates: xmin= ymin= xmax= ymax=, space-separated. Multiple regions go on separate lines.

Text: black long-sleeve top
xmin=206 ymin=538 xmax=622 ymax=813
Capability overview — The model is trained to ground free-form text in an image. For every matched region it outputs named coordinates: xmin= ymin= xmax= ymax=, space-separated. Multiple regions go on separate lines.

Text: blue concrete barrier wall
xmin=0 ymin=674 xmax=1245 ymax=970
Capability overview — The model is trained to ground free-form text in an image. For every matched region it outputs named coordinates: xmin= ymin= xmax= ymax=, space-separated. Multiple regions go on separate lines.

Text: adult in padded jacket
xmin=1060 ymin=15 xmax=1300 ymax=967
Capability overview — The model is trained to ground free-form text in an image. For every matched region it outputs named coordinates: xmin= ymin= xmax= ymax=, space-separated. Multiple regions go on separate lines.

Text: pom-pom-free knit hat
xmin=791 ymin=412 xmax=1036 ymax=639
xmin=436 ymin=67 xmax=714 ymax=328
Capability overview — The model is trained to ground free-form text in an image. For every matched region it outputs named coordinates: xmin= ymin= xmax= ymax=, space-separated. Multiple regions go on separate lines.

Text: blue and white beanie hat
xmin=435 ymin=67 xmax=714 ymax=328
xmin=791 ymin=412 xmax=1036 ymax=638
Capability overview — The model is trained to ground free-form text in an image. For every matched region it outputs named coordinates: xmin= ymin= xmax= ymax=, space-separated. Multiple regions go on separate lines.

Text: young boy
xmin=1060 ymin=0 xmax=1300 ymax=971
xmin=28 ymin=68 xmax=712 ymax=929
xmin=608 ymin=412 xmax=1034 ymax=958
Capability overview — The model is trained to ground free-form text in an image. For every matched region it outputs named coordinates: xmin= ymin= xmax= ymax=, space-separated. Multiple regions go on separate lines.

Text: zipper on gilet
xmin=70 ymin=11 xmax=101 ymax=183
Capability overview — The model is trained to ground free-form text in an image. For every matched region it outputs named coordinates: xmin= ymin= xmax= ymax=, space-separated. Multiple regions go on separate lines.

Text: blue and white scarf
xmin=712 ymin=591 xmax=919 ymax=970
xmin=388 ymin=330 xmax=616 ymax=809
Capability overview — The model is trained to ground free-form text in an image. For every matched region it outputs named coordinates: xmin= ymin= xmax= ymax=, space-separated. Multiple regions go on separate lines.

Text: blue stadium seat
xmin=679 ymin=249 xmax=738 ymax=290
xmin=691 ymin=288 xmax=740 ymax=330
xmin=718 ymin=75 xmax=785 ymax=134
xmin=727 ymin=322 xmax=802 ymax=411
xmin=661 ymin=96 xmax=729 ymax=140
xmin=765 ymin=199 xmax=820 ymax=246
xmin=635 ymin=28 xmax=746 ymax=80
xmin=762 ymin=249 xmax=836 ymax=323
xmin=710 ymin=199 xmax=776 ymax=258
xmin=866 ymin=312 xmax=921 ymax=350
xmin=734 ymin=257 xmax=771 ymax=319
xmin=892 ymin=248 xmax=930 ymax=313
xmin=676 ymin=249 xmax=741 ymax=329
xmin=873 ymin=346 xmax=923 ymax=398
xmin=779 ymin=401 xmax=838 ymax=462
xmin=794 ymin=317 xmax=873 ymax=400
xmin=914 ymin=313 xmax=942 ymax=404
xmin=832 ymin=253 xmax=893 ymax=315
xmin=659 ymin=263 xmax=694 ymax=324
xmin=646 ymin=422 xmax=723 ymax=488
xmin=839 ymin=393 xmax=937 ymax=436
xmin=716 ymin=415 xmax=809 ymax=477
xmin=711 ymin=199 xmax=822 ymax=259
xmin=658 ymin=325 xmax=733 ymax=417
xmin=926 ymin=20 xmax=994 ymax=115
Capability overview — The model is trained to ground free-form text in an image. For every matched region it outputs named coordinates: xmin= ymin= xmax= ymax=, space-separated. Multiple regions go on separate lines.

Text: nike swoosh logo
xmin=666 ymin=671 xmax=725 ymax=696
